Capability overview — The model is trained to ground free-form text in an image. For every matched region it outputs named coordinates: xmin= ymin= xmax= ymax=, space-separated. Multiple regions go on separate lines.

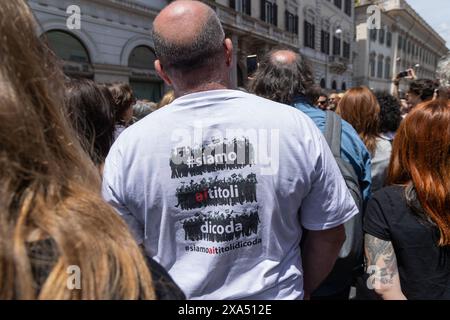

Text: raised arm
xmin=364 ymin=234 xmax=406 ymax=300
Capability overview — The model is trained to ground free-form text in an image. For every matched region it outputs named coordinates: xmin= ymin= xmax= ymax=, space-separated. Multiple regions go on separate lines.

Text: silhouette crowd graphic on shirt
xmin=170 ymin=136 xmax=261 ymax=250
xmin=182 ymin=210 xmax=260 ymax=243
xmin=170 ymin=137 xmax=255 ymax=178
xmin=175 ymin=173 xmax=258 ymax=210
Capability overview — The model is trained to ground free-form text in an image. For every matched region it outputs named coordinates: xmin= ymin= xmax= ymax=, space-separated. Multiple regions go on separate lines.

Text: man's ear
xmin=155 ymin=60 xmax=172 ymax=85
xmin=224 ymin=38 xmax=233 ymax=67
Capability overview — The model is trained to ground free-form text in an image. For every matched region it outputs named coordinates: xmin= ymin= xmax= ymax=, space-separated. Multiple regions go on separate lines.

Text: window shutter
xmin=246 ymin=0 xmax=251 ymax=15
xmin=273 ymin=3 xmax=278 ymax=26
xmin=285 ymin=10 xmax=289 ymax=31
xmin=260 ymin=0 xmax=266 ymax=21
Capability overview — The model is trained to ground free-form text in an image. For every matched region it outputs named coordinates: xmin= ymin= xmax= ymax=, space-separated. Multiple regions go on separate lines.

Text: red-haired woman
xmin=363 ymin=99 xmax=450 ymax=299
xmin=337 ymin=87 xmax=391 ymax=192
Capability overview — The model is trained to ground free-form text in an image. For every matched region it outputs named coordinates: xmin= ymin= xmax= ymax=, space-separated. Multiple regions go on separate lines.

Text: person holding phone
xmin=393 ymin=68 xmax=438 ymax=115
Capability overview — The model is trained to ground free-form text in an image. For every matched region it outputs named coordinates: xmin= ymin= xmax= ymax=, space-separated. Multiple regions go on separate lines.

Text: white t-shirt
xmin=102 ymin=89 xmax=357 ymax=300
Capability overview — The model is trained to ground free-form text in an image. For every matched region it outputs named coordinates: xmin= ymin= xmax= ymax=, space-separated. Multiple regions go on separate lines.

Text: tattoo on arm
xmin=365 ymin=234 xmax=399 ymax=286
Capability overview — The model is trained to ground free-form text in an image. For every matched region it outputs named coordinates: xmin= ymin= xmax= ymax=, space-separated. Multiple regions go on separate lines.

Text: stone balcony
xmin=328 ymin=55 xmax=350 ymax=74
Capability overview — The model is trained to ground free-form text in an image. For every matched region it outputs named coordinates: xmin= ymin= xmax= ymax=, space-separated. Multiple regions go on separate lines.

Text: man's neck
xmin=175 ymin=81 xmax=231 ymax=98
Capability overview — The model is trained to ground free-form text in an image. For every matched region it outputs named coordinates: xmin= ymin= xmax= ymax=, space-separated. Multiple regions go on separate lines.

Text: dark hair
xmin=409 ymin=79 xmax=439 ymax=101
xmin=374 ymin=91 xmax=402 ymax=134
xmin=249 ymin=49 xmax=314 ymax=105
xmin=65 ymin=79 xmax=115 ymax=164
xmin=152 ymin=12 xmax=225 ymax=72
xmin=305 ymin=85 xmax=324 ymax=106
xmin=106 ymin=83 xmax=135 ymax=124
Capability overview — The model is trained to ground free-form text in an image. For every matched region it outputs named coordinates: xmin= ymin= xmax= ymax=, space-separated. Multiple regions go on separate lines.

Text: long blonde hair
xmin=0 ymin=0 xmax=155 ymax=299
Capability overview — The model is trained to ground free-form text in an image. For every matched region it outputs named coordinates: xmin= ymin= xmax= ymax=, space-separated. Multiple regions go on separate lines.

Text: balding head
xmin=153 ymin=1 xmax=225 ymax=71
xmin=249 ymin=48 xmax=314 ymax=105
xmin=270 ymin=50 xmax=297 ymax=66
xmin=154 ymin=1 xmax=216 ymax=46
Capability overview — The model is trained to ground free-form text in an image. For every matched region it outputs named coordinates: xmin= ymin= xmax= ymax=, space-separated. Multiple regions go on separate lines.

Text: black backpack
xmin=312 ymin=111 xmax=365 ymax=297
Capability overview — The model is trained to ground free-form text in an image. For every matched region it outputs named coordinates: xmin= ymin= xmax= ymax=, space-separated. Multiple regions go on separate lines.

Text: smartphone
xmin=398 ymin=71 xmax=409 ymax=78
xmin=247 ymin=55 xmax=258 ymax=76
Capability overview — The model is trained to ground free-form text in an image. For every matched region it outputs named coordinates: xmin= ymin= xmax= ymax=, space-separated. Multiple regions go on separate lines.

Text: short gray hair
xmin=152 ymin=11 xmax=225 ymax=72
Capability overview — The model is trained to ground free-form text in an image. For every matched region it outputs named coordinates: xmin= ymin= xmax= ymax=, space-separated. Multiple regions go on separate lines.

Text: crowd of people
xmin=1 ymin=0 xmax=450 ymax=300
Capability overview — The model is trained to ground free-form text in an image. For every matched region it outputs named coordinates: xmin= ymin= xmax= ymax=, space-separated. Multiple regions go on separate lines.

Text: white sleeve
xmin=300 ymin=130 xmax=359 ymax=231
xmin=102 ymin=143 xmax=145 ymax=244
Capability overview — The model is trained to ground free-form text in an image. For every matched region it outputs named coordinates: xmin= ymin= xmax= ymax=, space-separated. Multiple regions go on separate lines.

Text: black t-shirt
xmin=27 ymin=239 xmax=185 ymax=300
xmin=364 ymin=185 xmax=450 ymax=300
xmin=145 ymin=257 xmax=186 ymax=300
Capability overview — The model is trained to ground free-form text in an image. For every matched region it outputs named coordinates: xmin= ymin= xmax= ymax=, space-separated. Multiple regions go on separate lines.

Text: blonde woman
xmin=0 ymin=0 xmax=183 ymax=300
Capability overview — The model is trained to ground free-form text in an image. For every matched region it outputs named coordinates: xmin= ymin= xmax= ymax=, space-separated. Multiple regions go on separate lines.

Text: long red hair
xmin=337 ymin=87 xmax=380 ymax=155
xmin=387 ymin=99 xmax=450 ymax=246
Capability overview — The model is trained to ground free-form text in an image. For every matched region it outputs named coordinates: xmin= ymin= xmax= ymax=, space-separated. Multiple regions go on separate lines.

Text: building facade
xmin=354 ymin=0 xmax=448 ymax=94
xmin=29 ymin=0 xmax=167 ymax=101
xmin=29 ymin=0 xmax=356 ymax=100
xmin=299 ymin=0 xmax=355 ymax=92
xmin=209 ymin=0 xmax=355 ymax=91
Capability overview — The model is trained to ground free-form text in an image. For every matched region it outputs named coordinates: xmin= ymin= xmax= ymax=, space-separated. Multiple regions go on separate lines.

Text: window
xmin=128 ymin=46 xmax=156 ymax=69
xmin=260 ymin=0 xmax=278 ymax=26
xmin=343 ymin=41 xmax=350 ymax=59
xmin=304 ymin=20 xmax=315 ymax=49
xmin=229 ymin=0 xmax=251 ymax=15
xmin=285 ymin=11 xmax=298 ymax=34
xmin=344 ymin=0 xmax=351 ymax=16
xmin=242 ymin=0 xmax=251 ymax=15
xmin=334 ymin=0 xmax=342 ymax=9
xmin=44 ymin=30 xmax=92 ymax=78
xmin=385 ymin=58 xmax=391 ymax=79
xmin=386 ymin=31 xmax=392 ymax=47
xmin=377 ymin=55 xmax=383 ymax=78
xmin=379 ymin=29 xmax=385 ymax=44
xmin=370 ymin=29 xmax=377 ymax=41
xmin=341 ymin=82 xmax=347 ymax=91
xmin=321 ymin=30 xmax=330 ymax=54
xmin=128 ymin=46 xmax=162 ymax=101
xmin=320 ymin=78 xmax=326 ymax=89
xmin=45 ymin=30 xmax=90 ymax=64
xmin=332 ymin=80 xmax=337 ymax=90
xmin=333 ymin=35 xmax=341 ymax=55
xmin=398 ymin=36 xmax=403 ymax=50
xmin=370 ymin=55 xmax=376 ymax=77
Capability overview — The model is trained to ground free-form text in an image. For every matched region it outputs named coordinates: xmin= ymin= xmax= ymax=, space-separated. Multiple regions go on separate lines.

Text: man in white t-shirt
xmin=102 ymin=0 xmax=357 ymax=300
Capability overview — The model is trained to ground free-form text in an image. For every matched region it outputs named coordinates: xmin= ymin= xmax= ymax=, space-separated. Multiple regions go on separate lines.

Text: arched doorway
xmin=43 ymin=30 xmax=93 ymax=78
xmin=320 ymin=78 xmax=326 ymax=89
xmin=128 ymin=46 xmax=163 ymax=102
xmin=332 ymin=80 xmax=337 ymax=90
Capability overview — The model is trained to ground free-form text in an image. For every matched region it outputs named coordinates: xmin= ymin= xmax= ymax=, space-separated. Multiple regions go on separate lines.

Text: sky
xmin=406 ymin=0 xmax=450 ymax=50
